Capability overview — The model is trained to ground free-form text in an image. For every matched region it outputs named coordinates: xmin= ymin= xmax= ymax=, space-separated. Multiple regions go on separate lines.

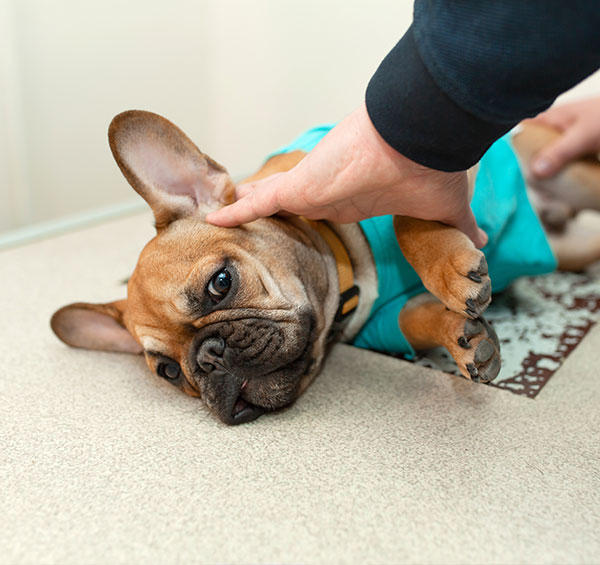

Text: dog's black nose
xmin=196 ymin=336 xmax=225 ymax=372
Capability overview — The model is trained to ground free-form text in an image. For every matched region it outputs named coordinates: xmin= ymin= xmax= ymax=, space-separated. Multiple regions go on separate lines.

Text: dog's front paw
xmin=393 ymin=216 xmax=492 ymax=319
xmin=446 ymin=315 xmax=501 ymax=383
xmin=435 ymin=251 xmax=491 ymax=319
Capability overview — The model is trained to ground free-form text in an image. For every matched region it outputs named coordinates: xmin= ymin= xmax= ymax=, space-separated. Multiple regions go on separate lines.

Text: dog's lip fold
xmin=196 ymin=309 xmax=317 ymax=425
xmin=214 ymin=378 xmax=263 ymax=425
xmin=230 ymin=395 xmax=264 ymax=425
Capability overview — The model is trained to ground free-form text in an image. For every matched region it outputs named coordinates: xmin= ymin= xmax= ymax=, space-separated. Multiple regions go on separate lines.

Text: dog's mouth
xmin=230 ymin=380 xmax=265 ymax=425
xmin=231 ymin=396 xmax=264 ymax=424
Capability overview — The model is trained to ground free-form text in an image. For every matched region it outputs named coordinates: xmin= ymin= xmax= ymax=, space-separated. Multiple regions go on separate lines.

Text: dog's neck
xmin=301 ymin=219 xmax=359 ymax=322
xmin=298 ymin=218 xmax=378 ymax=343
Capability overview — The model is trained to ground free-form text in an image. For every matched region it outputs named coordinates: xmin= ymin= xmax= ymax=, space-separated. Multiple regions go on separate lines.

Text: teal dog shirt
xmin=270 ymin=124 xmax=557 ymax=357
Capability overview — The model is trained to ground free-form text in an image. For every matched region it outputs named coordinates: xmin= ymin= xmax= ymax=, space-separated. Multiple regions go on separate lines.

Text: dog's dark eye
xmin=157 ymin=361 xmax=181 ymax=381
xmin=207 ymin=269 xmax=232 ymax=302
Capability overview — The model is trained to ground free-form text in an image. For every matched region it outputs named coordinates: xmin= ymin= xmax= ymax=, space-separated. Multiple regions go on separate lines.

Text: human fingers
xmin=235 ymin=183 xmax=253 ymax=200
xmin=206 ymin=183 xmax=283 ymax=226
xmin=530 ymin=124 xmax=590 ymax=178
xmin=527 ymin=107 xmax=574 ymax=131
xmin=234 ymin=173 xmax=284 ymax=200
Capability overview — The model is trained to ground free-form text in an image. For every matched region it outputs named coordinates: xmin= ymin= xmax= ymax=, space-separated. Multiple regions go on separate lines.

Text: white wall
xmin=1 ymin=0 xmax=599 ymax=235
xmin=0 ymin=0 xmax=412 ymax=233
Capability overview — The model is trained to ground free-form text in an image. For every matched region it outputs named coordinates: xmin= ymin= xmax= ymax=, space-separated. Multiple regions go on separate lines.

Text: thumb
xmin=531 ymin=126 xmax=587 ymax=178
xmin=235 ymin=171 xmax=287 ymax=200
xmin=206 ymin=182 xmax=282 ymax=227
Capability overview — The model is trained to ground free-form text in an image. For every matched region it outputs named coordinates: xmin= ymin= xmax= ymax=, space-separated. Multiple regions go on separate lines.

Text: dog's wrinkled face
xmin=126 ymin=217 xmax=328 ymax=424
xmin=51 ymin=111 xmax=339 ymax=424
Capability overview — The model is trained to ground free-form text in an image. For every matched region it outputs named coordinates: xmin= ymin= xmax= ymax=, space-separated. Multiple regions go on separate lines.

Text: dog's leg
xmin=394 ymin=216 xmax=492 ymax=319
xmin=241 ymin=150 xmax=307 ymax=183
xmin=399 ymin=293 xmax=501 ymax=383
xmin=513 ymin=122 xmax=600 ymax=215
xmin=547 ymin=212 xmax=600 ymax=271
xmin=512 ymin=122 xmax=600 ymax=270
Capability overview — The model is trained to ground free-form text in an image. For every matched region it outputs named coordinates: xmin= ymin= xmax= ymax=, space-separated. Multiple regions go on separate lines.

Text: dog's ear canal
xmin=108 ymin=110 xmax=236 ymax=229
xmin=51 ymin=300 xmax=142 ymax=354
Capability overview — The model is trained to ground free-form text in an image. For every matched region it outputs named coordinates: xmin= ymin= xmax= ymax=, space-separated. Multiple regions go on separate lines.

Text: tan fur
xmin=393 ymin=215 xmax=491 ymax=318
xmin=398 ymin=294 xmax=500 ymax=382
xmin=51 ymin=111 xmax=600 ymax=423
xmin=396 ymin=121 xmax=600 ymax=381
xmin=53 ymin=111 xmax=351 ymax=424
xmin=242 ymin=150 xmax=307 ymax=184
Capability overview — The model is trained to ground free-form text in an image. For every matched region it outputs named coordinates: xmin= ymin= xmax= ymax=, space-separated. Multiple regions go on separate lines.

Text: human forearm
xmin=366 ymin=1 xmax=600 ymax=172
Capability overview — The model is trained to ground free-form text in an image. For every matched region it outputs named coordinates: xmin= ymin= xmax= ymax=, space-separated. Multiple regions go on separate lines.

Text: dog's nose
xmin=197 ymin=336 xmax=225 ymax=372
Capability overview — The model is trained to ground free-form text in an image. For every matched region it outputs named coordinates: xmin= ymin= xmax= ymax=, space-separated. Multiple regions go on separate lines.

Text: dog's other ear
xmin=108 ymin=110 xmax=236 ymax=229
xmin=51 ymin=300 xmax=142 ymax=354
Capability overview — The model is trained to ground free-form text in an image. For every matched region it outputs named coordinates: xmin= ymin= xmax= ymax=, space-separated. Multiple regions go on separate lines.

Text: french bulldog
xmin=51 ymin=111 xmax=600 ymax=424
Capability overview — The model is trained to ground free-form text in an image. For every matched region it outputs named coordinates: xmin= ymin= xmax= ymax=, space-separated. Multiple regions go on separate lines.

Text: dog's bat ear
xmin=51 ymin=300 xmax=142 ymax=354
xmin=108 ymin=110 xmax=235 ymax=230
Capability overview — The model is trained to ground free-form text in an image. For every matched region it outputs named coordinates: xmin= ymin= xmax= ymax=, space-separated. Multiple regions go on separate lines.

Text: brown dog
xmin=51 ymin=111 xmax=600 ymax=424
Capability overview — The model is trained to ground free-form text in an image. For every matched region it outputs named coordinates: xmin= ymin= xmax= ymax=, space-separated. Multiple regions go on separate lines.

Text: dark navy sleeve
xmin=365 ymin=1 xmax=600 ymax=172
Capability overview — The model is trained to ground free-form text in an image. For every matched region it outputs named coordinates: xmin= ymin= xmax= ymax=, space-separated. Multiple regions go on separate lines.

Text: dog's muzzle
xmin=192 ymin=311 xmax=316 ymax=425
xmin=196 ymin=336 xmax=265 ymax=425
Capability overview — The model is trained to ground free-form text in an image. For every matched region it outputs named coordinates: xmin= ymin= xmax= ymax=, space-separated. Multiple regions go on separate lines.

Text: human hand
xmin=206 ymin=103 xmax=487 ymax=248
xmin=528 ymin=96 xmax=600 ymax=178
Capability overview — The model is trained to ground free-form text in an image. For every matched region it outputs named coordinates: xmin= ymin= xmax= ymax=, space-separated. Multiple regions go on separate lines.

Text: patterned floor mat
xmin=408 ymin=262 xmax=600 ymax=398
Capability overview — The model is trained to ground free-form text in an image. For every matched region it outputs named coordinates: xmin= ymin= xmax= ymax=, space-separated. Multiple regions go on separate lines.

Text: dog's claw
xmin=423 ymin=245 xmax=491 ymax=319
xmin=478 ymin=281 xmax=492 ymax=303
xmin=446 ymin=250 xmax=491 ymax=318
xmin=461 ymin=261 xmax=492 ymax=319
xmin=468 ymin=271 xmax=482 ymax=283
xmin=478 ymin=256 xmax=489 ymax=276
xmin=458 ymin=336 xmax=471 ymax=349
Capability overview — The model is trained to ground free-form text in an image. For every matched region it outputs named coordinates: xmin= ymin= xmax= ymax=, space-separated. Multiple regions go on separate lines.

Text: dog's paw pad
xmin=449 ymin=316 xmax=501 ymax=384
xmin=474 ymin=339 xmax=494 ymax=363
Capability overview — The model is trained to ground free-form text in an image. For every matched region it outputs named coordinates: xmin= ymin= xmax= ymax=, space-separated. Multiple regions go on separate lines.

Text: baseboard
xmin=0 ymin=200 xmax=147 ymax=251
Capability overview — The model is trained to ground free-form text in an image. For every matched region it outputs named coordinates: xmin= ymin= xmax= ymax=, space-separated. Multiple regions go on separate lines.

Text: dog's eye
xmin=207 ymin=269 xmax=232 ymax=302
xmin=157 ymin=361 xmax=181 ymax=381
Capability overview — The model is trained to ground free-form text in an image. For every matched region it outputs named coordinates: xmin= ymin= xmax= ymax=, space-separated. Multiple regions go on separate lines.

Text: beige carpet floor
xmin=1 ymin=212 xmax=599 ymax=564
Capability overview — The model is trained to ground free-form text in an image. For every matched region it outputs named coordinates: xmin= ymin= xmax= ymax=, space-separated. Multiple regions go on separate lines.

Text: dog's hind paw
xmin=447 ymin=315 xmax=501 ymax=383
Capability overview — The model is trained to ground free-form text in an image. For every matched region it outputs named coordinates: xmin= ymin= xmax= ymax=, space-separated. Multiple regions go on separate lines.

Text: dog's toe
xmin=434 ymin=251 xmax=492 ymax=319
xmin=447 ymin=315 xmax=501 ymax=384
xmin=462 ymin=257 xmax=491 ymax=319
